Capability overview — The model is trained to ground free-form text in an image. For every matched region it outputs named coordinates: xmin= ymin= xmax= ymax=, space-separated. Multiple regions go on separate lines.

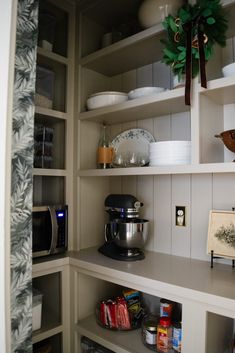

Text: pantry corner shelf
xmin=33 ymin=324 xmax=63 ymax=344
xmin=78 ymin=163 xmax=235 ymax=177
xmin=69 ymin=248 xmax=235 ymax=311
xmin=33 ymin=168 xmax=67 ymax=177
xmin=80 ymin=24 xmax=165 ymax=76
xmin=199 ymin=76 xmax=235 ymax=104
xmin=37 ymin=46 xmax=69 ymax=65
xmin=79 ymin=88 xmax=187 ymax=124
xmin=76 ymin=314 xmax=160 ymax=353
xmin=35 ymin=106 xmax=68 ymax=120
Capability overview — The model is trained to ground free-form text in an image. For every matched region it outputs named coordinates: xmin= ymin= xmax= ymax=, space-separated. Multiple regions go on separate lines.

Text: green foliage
xmin=162 ymin=0 xmax=228 ymax=79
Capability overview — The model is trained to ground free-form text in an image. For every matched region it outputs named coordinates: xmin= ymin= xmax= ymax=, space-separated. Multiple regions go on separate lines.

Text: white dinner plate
xmin=111 ymin=128 xmax=155 ymax=167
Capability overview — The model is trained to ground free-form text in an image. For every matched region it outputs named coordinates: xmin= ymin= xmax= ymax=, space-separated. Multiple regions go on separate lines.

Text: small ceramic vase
xmin=138 ymin=0 xmax=182 ymax=29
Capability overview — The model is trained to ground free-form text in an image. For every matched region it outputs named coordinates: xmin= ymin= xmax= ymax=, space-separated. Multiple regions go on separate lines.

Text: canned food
xmin=160 ymin=299 xmax=174 ymax=318
xmin=172 ymin=322 xmax=182 ymax=352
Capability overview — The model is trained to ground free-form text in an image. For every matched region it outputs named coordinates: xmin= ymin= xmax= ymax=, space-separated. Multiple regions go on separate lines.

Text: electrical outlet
xmin=175 ymin=206 xmax=186 ymax=227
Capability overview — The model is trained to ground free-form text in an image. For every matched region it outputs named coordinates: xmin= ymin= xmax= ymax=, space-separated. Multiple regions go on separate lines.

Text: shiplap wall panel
xmin=199 ymin=95 xmax=224 ymax=163
xmin=110 ymin=73 xmax=123 ymax=92
xmin=154 ymin=115 xmax=171 ymax=141
xmin=137 ymin=117 xmax=154 ymax=134
xmin=171 ymin=112 xmax=191 ymax=141
xmin=137 ymin=175 xmax=155 ymax=251
xmin=109 ymin=177 xmax=122 ymax=195
xmin=80 ymin=177 xmax=110 ymax=249
xmin=109 ymin=123 xmax=123 ymax=141
xmin=171 ymin=174 xmax=191 ymax=257
xmin=122 ymin=176 xmax=137 ymax=196
xmin=212 ymin=173 xmax=235 ymax=210
xmin=122 ymin=69 xmax=136 ymax=93
xmin=81 ymin=68 xmax=110 ymax=111
xmin=212 ymin=173 xmax=235 ymax=265
xmin=79 ymin=52 xmax=235 ymax=263
xmin=222 ymin=38 xmax=233 ymax=66
xmin=137 ymin=64 xmax=153 ymax=87
xmin=223 ymin=104 xmax=235 ymax=162
xmin=153 ymin=61 xmax=171 ymax=89
xmin=154 ymin=175 xmax=172 ymax=253
xmin=80 ymin=121 xmax=100 ymax=169
xmin=191 ymin=174 xmax=212 ymax=261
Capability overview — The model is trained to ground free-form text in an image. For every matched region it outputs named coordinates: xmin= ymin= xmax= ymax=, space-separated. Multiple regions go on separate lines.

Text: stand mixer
xmin=98 ymin=194 xmax=149 ymax=261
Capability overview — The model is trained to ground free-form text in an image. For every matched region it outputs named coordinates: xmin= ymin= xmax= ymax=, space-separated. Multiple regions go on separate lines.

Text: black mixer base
xmin=98 ymin=242 xmax=145 ymax=261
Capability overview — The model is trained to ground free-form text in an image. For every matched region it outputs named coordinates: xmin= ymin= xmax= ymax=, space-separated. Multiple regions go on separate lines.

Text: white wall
xmin=0 ymin=0 xmax=17 ymax=351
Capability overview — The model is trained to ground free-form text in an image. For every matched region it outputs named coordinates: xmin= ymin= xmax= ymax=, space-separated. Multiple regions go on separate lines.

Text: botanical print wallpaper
xmin=11 ymin=0 xmax=38 ymax=352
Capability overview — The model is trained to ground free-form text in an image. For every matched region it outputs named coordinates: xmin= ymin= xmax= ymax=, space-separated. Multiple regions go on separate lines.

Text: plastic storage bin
xmin=81 ymin=336 xmax=114 ymax=353
xmin=35 ymin=66 xmax=55 ymax=109
xmin=33 ymin=288 xmax=43 ymax=331
xmin=34 ymin=123 xmax=54 ymax=168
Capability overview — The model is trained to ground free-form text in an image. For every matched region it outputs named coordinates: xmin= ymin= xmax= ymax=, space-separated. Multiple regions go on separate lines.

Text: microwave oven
xmin=32 ymin=205 xmax=68 ymax=258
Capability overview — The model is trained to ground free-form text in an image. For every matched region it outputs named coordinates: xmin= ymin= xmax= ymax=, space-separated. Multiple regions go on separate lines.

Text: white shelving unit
xmin=33 ymin=256 xmax=70 ymax=351
xmin=32 ymin=0 xmax=75 ymax=351
xmin=69 ymin=248 xmax=235 ymax=353
xmin=32 ymin=0 xmax=235 ymax=352
xmin=75 ymin=0 xmax=235 ymax=352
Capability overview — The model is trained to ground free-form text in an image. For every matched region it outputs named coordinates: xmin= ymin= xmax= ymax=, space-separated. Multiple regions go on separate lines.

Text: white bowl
xmin=87 ymin=91 xmax=128 ymax=110
xmin=128 ymin=87 xmax=165 ymax=100
xmin=222 ymin=63 xmax=235 ymax=77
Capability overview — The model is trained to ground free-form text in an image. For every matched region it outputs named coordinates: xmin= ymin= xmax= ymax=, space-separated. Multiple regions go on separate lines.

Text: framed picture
xmin=207 ymin=210 xmax=235 ymax=259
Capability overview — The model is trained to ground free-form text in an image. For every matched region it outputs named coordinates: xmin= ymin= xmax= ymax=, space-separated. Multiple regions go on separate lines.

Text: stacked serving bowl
xmin=149 ymin=141 xmax=191 ymax=166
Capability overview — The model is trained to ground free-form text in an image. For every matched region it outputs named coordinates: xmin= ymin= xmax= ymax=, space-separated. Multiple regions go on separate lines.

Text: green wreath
xmin=162 ymin=0 xmax=228 ymax=81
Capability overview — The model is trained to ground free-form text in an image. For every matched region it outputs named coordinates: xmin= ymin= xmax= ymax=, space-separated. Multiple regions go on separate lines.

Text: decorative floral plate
xmin=111 ymin=129 xmax=155 ymax=167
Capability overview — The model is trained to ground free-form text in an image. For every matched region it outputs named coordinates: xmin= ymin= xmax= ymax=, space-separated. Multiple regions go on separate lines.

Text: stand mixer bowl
xmin=105 ymin=219 xmax=149 ymax=249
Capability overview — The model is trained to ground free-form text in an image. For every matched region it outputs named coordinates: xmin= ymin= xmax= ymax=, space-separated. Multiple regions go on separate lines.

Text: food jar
xmin=142 ymin=314 xmax=159 ymax=348
xmin=157 ymin=317 xmax=172 ymax=352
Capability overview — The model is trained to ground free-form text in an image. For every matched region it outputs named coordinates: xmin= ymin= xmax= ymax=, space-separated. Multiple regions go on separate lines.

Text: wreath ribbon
xmin=184 ymin=20 xmax=207 ymax=106
xmin=162 ymin=0 xmax=227 ymax=107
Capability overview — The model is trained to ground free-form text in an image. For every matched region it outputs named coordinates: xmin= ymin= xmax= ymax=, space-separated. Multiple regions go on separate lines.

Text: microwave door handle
xmin=49 ymin=206 xmax=58 ymax=254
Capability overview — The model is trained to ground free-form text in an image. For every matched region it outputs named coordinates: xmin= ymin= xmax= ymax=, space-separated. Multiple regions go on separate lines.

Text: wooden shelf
xmin=69 ymin=248 xmax=235 ymax=308
xmin=32 ymin=255 xmax=69 ymax=276
xmin=78 ymin=163 xmax=235 ymax=177
xmin=79 ymin=88 xmax=187 ymax=124
xmin=33 ymin=324 xmax=63 ymax=344
xmin=35 ymin=106 xmax=68 ymax=120
xmin=80 ymin=24 xmax=166 ymax=76
xmin=33 ymin=168 xmax=67 ymax=177
xmin=37 ymin=47 xmax=68 ymax=65
xmin=199 ymin=76 xmax=235 ymax=104
xmin=76 ymin=314 xmax=173 ymax=353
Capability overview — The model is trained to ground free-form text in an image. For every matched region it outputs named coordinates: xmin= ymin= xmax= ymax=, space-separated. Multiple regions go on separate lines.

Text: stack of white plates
xmin=149 ymin=141 xmax=191 ymax=166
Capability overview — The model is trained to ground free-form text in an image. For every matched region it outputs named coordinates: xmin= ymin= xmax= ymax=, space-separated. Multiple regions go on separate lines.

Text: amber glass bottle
xmin=97 ymin=124 xmax=114 ymax=169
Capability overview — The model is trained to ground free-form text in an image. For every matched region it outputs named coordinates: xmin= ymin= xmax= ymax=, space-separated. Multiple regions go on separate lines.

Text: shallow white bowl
xmin=128 ymin=86 xmax=165 ymax=100
xmin=222 ymin=63 xmax=235 ymax=77
xmin=87 ymin=91 xmax=128 ymax=110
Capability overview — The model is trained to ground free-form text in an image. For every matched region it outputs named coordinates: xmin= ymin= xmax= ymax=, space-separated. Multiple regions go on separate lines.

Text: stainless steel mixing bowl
xmin=105 ymin=219 xmax=149 ymax=249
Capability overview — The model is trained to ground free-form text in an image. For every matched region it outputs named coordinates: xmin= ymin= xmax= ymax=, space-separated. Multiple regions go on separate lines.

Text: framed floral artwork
xmin=207 ymin=210 xmax=235 ymax=259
